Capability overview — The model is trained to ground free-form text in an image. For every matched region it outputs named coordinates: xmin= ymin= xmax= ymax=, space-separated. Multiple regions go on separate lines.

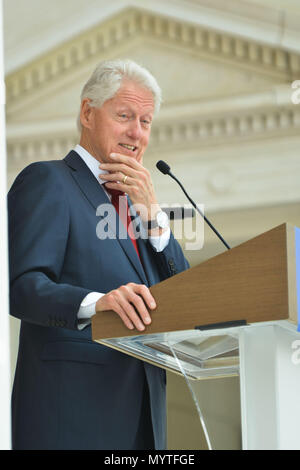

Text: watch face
xmin=156 ymin=211 xmax=169 ymax=228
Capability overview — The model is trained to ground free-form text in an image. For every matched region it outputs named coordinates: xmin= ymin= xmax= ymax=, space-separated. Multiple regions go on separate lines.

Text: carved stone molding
xmin=149 ymin=104 xmax=300 ymax=151
xmin=5 ymin=7 xmax=300 ymax=112
xmin=6 ymin=103 xmax=300 ymax=170
xmin=7 ymin=136 xmax=78 ymax=169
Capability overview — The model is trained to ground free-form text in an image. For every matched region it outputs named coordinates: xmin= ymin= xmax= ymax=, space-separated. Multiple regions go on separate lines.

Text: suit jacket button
xmin=168 ymin=258 xmax=177 ymax=274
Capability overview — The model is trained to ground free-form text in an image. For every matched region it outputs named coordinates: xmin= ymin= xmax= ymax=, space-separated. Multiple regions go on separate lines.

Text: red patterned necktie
xmin=104 ymin=185 xmax=140 ymax=259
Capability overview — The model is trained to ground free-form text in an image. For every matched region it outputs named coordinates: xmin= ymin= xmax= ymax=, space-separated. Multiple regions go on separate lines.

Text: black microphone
xmin=156 ymin=160 xmax=171 ymax=175
xmin=156 ymin=160 xmax=230 ymax=250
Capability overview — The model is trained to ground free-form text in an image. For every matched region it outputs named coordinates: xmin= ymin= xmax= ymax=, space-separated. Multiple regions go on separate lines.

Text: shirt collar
xmin=74 ymin=144 xmax=108 ymax=185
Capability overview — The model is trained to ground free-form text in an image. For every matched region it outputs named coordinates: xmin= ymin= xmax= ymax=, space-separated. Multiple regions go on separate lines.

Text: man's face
xmin=83 ymin=80 xmax=155 ymax=165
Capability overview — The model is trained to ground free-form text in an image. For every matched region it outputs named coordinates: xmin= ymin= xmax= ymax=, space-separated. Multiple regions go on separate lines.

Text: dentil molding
xmin=5 ymin=7 xmax=300 ymax=111
xmin=6 ymin=101 xmax=300 ymax=167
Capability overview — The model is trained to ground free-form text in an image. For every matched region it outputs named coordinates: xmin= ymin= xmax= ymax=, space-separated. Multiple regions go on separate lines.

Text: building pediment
xmin=6 ymin=40 xmax=284 ymax=123
xmin=6 ymin=7 xmax=300 ymax=134
xmin=5 ymin=6 xmax=300 ymax=217
xmin=6 ymin=7 xmax=299 ymax=114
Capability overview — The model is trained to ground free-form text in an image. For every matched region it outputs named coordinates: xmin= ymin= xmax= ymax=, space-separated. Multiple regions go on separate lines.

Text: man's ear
xmin=80 ymin=98 xmax=94 ymax=129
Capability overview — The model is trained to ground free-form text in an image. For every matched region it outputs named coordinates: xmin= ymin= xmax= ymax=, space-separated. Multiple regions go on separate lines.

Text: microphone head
xmin=156 ymin=160 xmax=171 ymax=175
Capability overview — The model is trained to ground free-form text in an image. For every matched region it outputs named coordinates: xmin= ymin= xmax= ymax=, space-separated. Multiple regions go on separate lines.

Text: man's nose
xmin=126 ymin=119 xmax=142 ymax=140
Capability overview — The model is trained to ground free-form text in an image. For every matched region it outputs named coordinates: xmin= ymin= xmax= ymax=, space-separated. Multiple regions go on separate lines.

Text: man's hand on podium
xmin=96 ymin=283 xmax=156 ymax=331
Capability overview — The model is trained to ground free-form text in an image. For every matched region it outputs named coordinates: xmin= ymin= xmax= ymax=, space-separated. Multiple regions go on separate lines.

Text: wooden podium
xmin=92 ymin=223 xmax=300 ymax=450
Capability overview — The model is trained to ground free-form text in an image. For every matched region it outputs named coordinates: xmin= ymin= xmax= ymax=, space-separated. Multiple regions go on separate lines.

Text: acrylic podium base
xmin=97 ymin=320 xmax=300 ymax=450
xmin=100 ymin=328 xmax=239 ymax=381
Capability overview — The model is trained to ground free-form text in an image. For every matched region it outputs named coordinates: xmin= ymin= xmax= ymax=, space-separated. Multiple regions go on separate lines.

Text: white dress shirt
xmin=74 ymin=144 xmax=170 ymax=328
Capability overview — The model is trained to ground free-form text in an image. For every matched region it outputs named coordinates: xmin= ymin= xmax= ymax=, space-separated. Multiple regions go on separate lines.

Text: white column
xmin=239 ymin=323 xmax=300 ymax=450
xmin=0 ymin=0 xmax=12 ymax=450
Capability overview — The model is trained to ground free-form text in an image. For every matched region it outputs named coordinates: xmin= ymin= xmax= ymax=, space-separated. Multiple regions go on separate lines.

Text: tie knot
xmin=104 ymin=183 xmax=124 ymax=199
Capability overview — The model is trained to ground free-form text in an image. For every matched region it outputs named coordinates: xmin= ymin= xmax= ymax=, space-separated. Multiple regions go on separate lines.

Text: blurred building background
xmin=4 ymin=0 xmax=300 ymax=449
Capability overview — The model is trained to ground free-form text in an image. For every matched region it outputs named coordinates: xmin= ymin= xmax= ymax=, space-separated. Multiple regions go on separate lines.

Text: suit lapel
xmin=64 ymin=151 xmax=148 ymax=285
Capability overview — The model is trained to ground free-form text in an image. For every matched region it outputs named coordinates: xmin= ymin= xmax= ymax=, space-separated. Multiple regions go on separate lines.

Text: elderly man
xmin=8 ymin=59 xmax=189 ymax=450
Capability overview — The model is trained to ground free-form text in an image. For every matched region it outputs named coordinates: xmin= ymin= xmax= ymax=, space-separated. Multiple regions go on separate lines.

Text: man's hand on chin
xmin=99 ymin=153 xmax=158 ymax=219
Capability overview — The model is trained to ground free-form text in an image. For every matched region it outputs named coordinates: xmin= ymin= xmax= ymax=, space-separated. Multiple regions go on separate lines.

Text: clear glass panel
xmin=99 ymin=326 xmax=243 ymax=449
xmin=100 ymin=328 xmax=239 ymax=380
xmin=165 ymin=331 xmax=242 ymax=450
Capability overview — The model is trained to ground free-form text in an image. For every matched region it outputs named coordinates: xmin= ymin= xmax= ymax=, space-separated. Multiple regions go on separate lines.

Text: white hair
xmin=77 ymin=59 xmax=162 ymax=132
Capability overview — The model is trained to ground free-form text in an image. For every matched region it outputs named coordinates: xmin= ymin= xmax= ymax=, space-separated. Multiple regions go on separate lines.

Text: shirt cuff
xmin=77 ymin=292 xmax=104 ymax=330
xmin=148 ymin=227 xmax=171 ymax=252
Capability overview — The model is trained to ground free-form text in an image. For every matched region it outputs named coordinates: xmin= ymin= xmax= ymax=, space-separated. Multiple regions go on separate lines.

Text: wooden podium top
xmin=92 ymin=223 xmax=298 ymax=341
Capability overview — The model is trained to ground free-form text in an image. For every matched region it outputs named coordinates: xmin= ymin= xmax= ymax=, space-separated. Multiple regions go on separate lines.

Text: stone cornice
xmin=5 ymin=7 xmax=300 ymax=114
xmin=5 ymin=0 xmax=300 ymax=75
xmin=150 ymin=104 xmax=300 ymax=151
xmin=6 ymin=101 xmax=300 ymax=166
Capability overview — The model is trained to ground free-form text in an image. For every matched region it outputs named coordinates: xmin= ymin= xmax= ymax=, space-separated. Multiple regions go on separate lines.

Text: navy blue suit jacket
xmin=8 ymin=150 xmax=189 ymax=450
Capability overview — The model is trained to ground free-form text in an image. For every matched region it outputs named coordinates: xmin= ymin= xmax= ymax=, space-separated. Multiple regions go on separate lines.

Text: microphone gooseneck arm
xmin=156 ymin=160 xmax=230 ymax=250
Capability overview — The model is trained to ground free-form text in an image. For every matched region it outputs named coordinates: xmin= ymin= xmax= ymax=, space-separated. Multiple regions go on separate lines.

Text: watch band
xmin=145 ymin=210 xmax=170 ymax=230
xmin=147 ymin=219 xmax=159 ymax=230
